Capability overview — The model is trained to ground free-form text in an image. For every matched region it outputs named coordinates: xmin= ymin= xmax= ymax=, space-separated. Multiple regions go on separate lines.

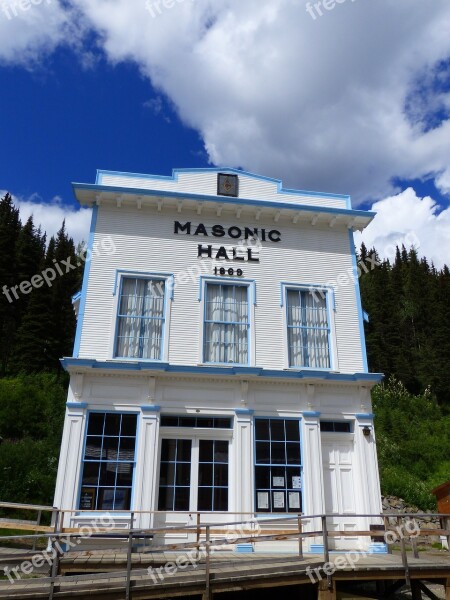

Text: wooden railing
xmin=0 ymin=503 xmax=449 ymax=600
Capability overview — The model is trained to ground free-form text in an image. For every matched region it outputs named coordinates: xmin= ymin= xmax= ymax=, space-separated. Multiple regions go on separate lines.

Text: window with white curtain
xmin=204 ymin=283 xmax=249 ymax=364
xmin=286 ymin=289 xmax=331 ymax=368
xmin=115 ymin=277 xmax=165 ymax=360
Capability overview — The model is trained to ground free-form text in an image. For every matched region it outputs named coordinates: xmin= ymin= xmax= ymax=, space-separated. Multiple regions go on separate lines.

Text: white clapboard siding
xmin=78 ymin=203 xmax=364 ymax=373
xmin=97 ymin=170 xmax=348 ymax=210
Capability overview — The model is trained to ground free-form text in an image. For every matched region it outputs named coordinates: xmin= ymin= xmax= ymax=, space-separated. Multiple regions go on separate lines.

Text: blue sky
xmin=1 ymin=0 xmax=449 ymax=266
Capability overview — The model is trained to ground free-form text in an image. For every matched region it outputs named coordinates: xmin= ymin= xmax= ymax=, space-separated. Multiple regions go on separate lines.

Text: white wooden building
xmin=54 ymin=168 xmax=384 ymax=551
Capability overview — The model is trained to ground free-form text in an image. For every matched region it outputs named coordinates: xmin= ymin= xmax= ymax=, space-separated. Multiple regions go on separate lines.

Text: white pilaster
xmin=133 ymin=405 xmax=161 ymax=529
xmin=302 ymin=410 xmax=324 ymax=546
xmin=53 ymin=401 xmax=87 ymax=529
xmin=234 ymin=409 xmax=254 ymax=516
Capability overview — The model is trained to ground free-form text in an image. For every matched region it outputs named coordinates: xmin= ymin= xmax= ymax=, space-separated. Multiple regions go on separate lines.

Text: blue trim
xmin=73 ymin=205 xmax=97 ymax=357
xmin=113 ymin=270 xmax=174 ymax=299
xmin=73 ymin=182 xmax=374 ymax=220
xmin=302 ymin=411 xmax=321 ymax=417
xmin=72 ymin=291 xmax=81 ymax=303
xmin=235 ymin=543 xmax=254 ymax=553
xmin=60 ymin=358 xmax=384 ymax=383
xmin=141 ymin=405 xmax=161 ymax=412
xmin=310 ymin=544 xmax=324 ymax=554
xmin=76 ymin=410 xmax=140 ymax=513
xmin=355 ymin=413 xmax=375 ymax=419
xmin=368 ymin=543 xmax=388 ymax=554
xmin=198 ymin=276 xmax=256 ymax=305
xmin=349 ymin=229 xmax=369 ymax=373
xmin=95 ymin=167 xmax=351 ymax=202
xmin=235 ymin=408 xmax=254 ymax=415
xmin=66 ymin=402 xmax=88 ymax=409
xmin=363 ymin=310 xmax=369 ymax=323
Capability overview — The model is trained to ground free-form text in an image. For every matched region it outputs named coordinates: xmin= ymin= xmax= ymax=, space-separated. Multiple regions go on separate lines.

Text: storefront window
xmin=254 ymin=418 xmax=302 ymax=513
xmin=79 ymin=412 xmax=137 ymax=511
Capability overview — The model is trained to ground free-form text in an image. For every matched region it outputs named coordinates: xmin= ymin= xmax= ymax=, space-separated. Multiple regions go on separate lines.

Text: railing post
xmin=48 ymin=509 xmax=61 ymax=600
xmin=446 ymin=517 xmax=450 ymax=554
xmin=321 ymin=515 xmax=332 ymax=589
xmin=297 ymin=514 xmax=303 ymax=559
xmin=196 ymin=513 xmax=201 ymax=561
xmin=384 ymin=516 xmax=392 ymax=554
xmin=204 ymin=524 xmax=211 ymax=600
xmin=33 ymin=510 xmax=42 ymax=552
xmin=125 ymin=511 xmax=135 ymax=600
xmin=398 ymin=516 xmax=410 ymax=587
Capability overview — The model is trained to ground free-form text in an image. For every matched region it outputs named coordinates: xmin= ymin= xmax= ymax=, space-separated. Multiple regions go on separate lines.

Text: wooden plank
xmin=0 ymin=521 xmax=52 ymax=532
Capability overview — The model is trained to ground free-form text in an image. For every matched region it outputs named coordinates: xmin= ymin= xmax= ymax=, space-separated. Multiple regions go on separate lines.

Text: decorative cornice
xmin=60 ymin=358 xmax=383 ymax=385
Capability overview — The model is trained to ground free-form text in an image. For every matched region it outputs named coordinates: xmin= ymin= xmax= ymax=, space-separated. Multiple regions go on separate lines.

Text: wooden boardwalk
xmin=0 ymin=550 xmax=449 ymax=599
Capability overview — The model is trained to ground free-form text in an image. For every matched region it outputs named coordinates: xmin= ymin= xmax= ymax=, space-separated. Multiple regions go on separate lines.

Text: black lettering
xmin=247 ymin=249 xmax=260 ymax=262
xmin=260 ymin=229 xmax=266 ymax=241
xmin=232 ymin=248 xmax=245 ymax=261
xmin=198 ymin=244 xmax=212 ymax=258
xmin=194 ymin=223 xmax=208 ymax=236
xmin=215 ymin=246 xmax=229 ymax=260
xmin=268 ymin=230 xmax=281 ymax=242
xmin=212 ymin=225 xmax=225 ymax=237
xmin=244 ymin=227 xmax=258 ymax=239
xmin=228 ymin=226 xmax=242 ymax=239
xmin=174 ymin=221 xmax=191 ymax=234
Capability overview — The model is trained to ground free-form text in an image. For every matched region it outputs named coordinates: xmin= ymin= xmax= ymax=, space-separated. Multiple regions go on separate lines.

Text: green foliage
xmin=373 ymin=378 xmax=450 ymax=510
xmin=0 ymin=374 xmax=67 ymax=505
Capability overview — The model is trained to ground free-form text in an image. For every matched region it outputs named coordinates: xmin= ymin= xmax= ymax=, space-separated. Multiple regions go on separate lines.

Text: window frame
xmin=280 ymin=283 xmax=336 ymax=371
xmin=198 ymin=277 xmax=256 ymax=367
xmin=253 ymin=417 xmax=303 ymax=514
xmin=78 ymin=410 xmax=139 ymax=513
xmin=110 ymin=270 xmax=173 ymax=362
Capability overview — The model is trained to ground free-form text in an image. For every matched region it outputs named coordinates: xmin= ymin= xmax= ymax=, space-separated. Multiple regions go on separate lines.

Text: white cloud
xmin=355 ymin=189 xmax=450 ymax=269
xmin=1 ymin=191 xmax=92 ymax=245
xmin=1 ymin=0 xmax=450 ymax=204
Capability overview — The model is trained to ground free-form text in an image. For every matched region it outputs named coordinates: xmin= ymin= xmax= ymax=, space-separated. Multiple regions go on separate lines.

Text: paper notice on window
xmin=272 ymin=476 xmax=285 ymax=487
xmin=292 ymin=476 xmax=302 ymax=489
xmin=273 ymin=491 xmax=285 ymax=509
xmin=257 ymin=492 xmax=269 ymax=510
xmin=289 ymin=492 xmax=301 ymax=509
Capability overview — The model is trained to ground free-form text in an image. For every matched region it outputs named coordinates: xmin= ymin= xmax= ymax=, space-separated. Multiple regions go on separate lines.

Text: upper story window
xmin=115 ymin=277 xmax=165 ymax=360
xmin=286 ymin=289 xmax=330 ymax=369
xmin=203 ymin=283 xmax=249 ymax=365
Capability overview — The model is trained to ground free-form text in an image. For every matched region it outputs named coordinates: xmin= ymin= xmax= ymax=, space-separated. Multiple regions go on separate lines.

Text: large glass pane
xmin=174 ymin=487 xmax=190 ymax=511
xmin=158 ymin=486 xmax=174 ymax=511
xmin=214 ymin=488 xmax=228 ymax=511
xmin=255 ymin=419 xmax=270 ymax=441
xmin=270 ymin=420 xmax=285 ymax=441
xmin=81 ymin=462 xmax=100 ymax=486
xmin=175 ymin=463 xmax=191 ymax=486
xmin=198 ymin=487 xmax=213 ymax=511
xmin=87 ymin=413 xmax=104 ymax=436
xmin=104 ymin=413 xmax=121 ymax=436
xmin=99 ymin=462 xmax=118 ymax=486
xmin=285 ymin=420 xmax=300 ymax=442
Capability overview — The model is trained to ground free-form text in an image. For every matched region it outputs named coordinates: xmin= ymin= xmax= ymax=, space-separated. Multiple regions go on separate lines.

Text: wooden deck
xmin=0 ymin=550 xmax=449 ymax=599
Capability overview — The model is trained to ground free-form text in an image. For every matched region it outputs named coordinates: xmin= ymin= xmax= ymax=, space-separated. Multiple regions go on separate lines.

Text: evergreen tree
xmin=0 ymin=194 xmax=21 ymax=373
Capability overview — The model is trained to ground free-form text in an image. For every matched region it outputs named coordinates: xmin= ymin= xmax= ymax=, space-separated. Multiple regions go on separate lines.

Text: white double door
xmin=321 ymin=436 xmax=361 ymax=549
xmin=154 ymin=435 xmax=230 ymax=537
